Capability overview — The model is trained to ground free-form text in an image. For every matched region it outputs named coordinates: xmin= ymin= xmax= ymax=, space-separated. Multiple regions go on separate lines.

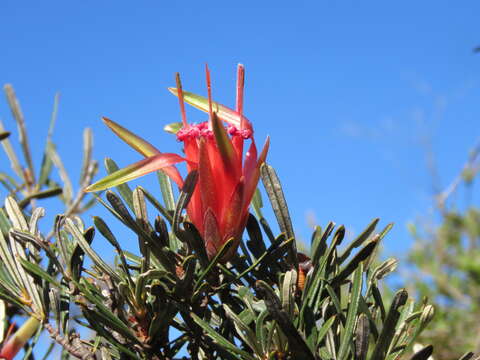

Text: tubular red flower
xmin=172 ymin=66 xmax=269 ymax=261
xmin=86 ymin=65 xmax=269 ymax=261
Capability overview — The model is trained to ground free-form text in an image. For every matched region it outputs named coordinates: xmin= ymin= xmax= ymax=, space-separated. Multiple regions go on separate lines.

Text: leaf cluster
xmin=408 ymin=143 xmax=480 ymax=359
xmin=0 ymin=85 xmax=471 ymax=360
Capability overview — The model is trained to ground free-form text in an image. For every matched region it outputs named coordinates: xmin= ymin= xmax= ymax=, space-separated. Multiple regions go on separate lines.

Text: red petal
xmin=243 ymin=136 xmax=270 ymax=210
xmin=198 ymin=138 xmax=219 ymax=216
xmin=221 ymin=181 xmax=245 ymax=240
xmin=183 ymin=138 xmax=203 ymax=230
xmin=203 ymin=208 xmax=221 ymax=259
xmin=232 ymin=135 xmax=244 ymax=169
xmin=243 ymin=140 xmax=258 ymax=184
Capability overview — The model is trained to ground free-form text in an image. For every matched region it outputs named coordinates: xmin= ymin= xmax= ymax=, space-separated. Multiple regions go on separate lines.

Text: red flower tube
xmin=86 ymin=65 xmax=269 ymax=261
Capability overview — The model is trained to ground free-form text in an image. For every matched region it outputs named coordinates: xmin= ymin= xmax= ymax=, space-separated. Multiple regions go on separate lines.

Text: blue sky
xmin=0 ymin=1 xmax=479 ymax=261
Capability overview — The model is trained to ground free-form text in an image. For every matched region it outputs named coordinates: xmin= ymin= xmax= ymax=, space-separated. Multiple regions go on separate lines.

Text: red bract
xmin=86 ymin=65 xmax=269 ymax=261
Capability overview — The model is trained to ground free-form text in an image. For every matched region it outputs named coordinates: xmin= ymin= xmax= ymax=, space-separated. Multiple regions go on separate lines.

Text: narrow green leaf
xmin=19 ymin=258 xmax=61 ymax=288
xmin=255 ymin=310 xmax=269 ymax=355
xmin=354 ymin=314 xmax=370 ymax=360
xmin=48 ymin=143 xmax=74 ymax=203
xmin=223 ymin=304 xmax=262 ymax=355
xmin=104 ymin=158 xmax=134 ymax=211
xmin=251 ymin=188 xmax=264 ymax=218
xmin=281 ymin=269 xmax=297 ymax=320
xmin=371 ymin=258 xmax=398 ymax=282
xmin=102 ymin=117 xmax=160 ymax=157
xmin=104 ymin=191 xmax=138 ymax=229
xmin=38 ymin=141 xmax=54 ymax=187
xmin=157 ymin=169 xmax=175 ymax=210
xmin=364 ymin=223 xmax=394 ymax=270
xmin=190 ymin=312 xmax=256 ymax=360
xmin=339 ymin=218 xmax=379 ymax=263
xmin=4 ymin=84 xmax=35 ymax=182
xmin=64 ymin=218 xmax=121 ymax=283
xmin=135 ymin=269 xmax=169 ymax=307
xmin=0 ymin=209 xmax=11 ymax=237
xmin=260 ymin=164 xmax=297 ymax=266
xmin=312 ymin=222 xmax=335 ymax=267
xmin=156 ymin=171 xmax=182 ymax=252
xmin=5 ymin=196 xmax=28 ymax=231
xmin=28 ymin=208 xmax=45 ymax=237
xmin=338 ymin=264 xmax=363 ymax=360
xmin=193 ymin=238 xmax=235 ymax=292
xmin=173 ymin=170 xmax=198 ymax=234
xmin=369 ymin=289 xmax=408 ymax=360
xmin=177 ymin=222 xmax=208 ymax=270
xmin=8 ymin=231 xmax=44 ymax=316
xmin=0 ymin=119 xmax=23 ymax=178
xmin=358 ymin=297 xmax=379 ymax=340
xmin=139 ymin=186 xmax=173 ymax=224
xmin=80 ymin=128 xmax=93 ymax=185
xmin=93 ymin=216 xmax=133 ymax=287
xmin=330 ymin=240 xmax=377 ymax=288
xmin=371 ymin=284 xmax=386 ymax=321
xmin=133 ymin=187 xmax=151 ymax=271
xmin=325 ymin=284 xmax=345 ymax=322
xmin=163 ymin=122 xmax=183 ymax=135
xmin=256 ymin=280 xmax=316 ymax=360
xmin=78 ymin=280 xmax=138 ymax=344
xmin=18 ymin=187 xmax=63 ymax=209
xmin=409 ymin=345 xmax=433 ymax=360
xmin=316 ymin=316 xmax=337 ymax=347
xmin=0 ymin=286 xmax=27 ymax=311
xmin=86 ymin=153 xmax=185 ymax=192
xmin=246 ymin=213 xmax=266 ymax=259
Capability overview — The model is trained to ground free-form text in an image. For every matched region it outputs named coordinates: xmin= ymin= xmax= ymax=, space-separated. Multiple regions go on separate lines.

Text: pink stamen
xmin=177 ymin=122 xmax=251 ymax=141
xmin=227 ymin=124 xmax=252 ymax=139
xmin=177 ymin=122 xmax=213 ymax=141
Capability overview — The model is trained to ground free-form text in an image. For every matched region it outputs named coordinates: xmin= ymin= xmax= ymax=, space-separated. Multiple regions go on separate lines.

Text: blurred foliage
xmin=408 ymin=143 xmax=480 ymax=359
xmin=0 ymin=83 xmax=474 ymax=359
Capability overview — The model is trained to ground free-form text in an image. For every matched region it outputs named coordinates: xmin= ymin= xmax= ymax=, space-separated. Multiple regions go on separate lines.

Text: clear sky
xmin=0 ymin=1 xmax=479 ymax=261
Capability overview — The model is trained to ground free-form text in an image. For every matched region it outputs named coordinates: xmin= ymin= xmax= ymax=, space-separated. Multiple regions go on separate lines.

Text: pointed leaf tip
xmin=101 ymin=117 xmax=160 ymax=157
xmin=258 ymin=136 xmax=270 ymax=164
xmin=85 ymin=153 xmax=185 ymax=192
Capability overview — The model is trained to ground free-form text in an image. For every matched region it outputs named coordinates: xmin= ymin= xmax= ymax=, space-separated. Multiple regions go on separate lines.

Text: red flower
xmin=86 ymin=65 xmax=269 ymax=261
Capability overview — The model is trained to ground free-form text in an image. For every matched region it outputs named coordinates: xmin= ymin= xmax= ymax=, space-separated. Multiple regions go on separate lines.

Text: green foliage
xmin=0 ymin=84 xmax=467 ymax=359
xmin=408 ymin=144 xmax=480 ymax=359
